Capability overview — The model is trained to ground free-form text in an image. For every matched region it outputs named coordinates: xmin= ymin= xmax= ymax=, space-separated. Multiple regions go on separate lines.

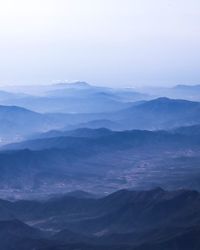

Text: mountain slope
xmin=0 ymin=105 xmax=50 ymax=144
xmin=56 ymin=98 xmax=200 ymax=131
xmin=112 ymin=98 xmax=200 ymax=130
xmin=1 ymin=128 xmax=200 ymax=196
xmin=0 ymin=82 xmax=149 ymax=113
xmin=0 ymin=189 xmax=199 ymax=250
xmin=3 ymin=97 xmax=199 ymax=142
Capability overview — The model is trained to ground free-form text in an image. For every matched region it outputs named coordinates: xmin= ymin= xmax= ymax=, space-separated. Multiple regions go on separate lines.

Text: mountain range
xmin=1 ymin=82 xmax=200 ymax=250
xmin=139 ymin=84 xmax=200 ymax=101
xmin=0 ymin=188 xmax=199 ymax=249
xmin=0 ymin=126 xmax=200 ymax=198
xmin=0 ymin=82 xmax=149 ymax=113
xmin=1 ymin=97 xmax=200 ymax=145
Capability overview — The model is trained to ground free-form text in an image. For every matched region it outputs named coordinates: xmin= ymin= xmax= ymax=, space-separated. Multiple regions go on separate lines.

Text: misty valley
xmin=0 ymin=82 xmax=199 ymax=249
xmin=0 ymin=0 xmax=199 ymax=248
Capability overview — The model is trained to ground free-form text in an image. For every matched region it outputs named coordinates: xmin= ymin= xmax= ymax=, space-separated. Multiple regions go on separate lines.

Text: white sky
xmin=0 ymin=0 xmax=199 ymax=87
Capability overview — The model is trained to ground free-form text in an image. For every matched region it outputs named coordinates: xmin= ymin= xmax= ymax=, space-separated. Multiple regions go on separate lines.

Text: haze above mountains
xmin=1 ymin=0 xmax=199 ymax=248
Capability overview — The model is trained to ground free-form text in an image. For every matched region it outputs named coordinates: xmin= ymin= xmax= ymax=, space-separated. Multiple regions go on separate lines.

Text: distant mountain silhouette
xmin=31 ymin=128 xmax=114 ymax=140
xmin=53 ymin=98 xmax=200 ymax=131
xmin=139 ymin=84 xmax=200 ymax=101
xmin=0 ymin=82 xmax=149 ymax=113
xmin=1 ymin=97 xmax=200 ymax=145
xmin=111 ymin=97 xmax=200 ymax=130
xmin=0 ymin=105 xmax=52 ymax=144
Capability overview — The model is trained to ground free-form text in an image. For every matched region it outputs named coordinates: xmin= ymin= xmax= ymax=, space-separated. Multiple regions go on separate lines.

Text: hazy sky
xmin=0 ymin=0 xmax=199 ymax=87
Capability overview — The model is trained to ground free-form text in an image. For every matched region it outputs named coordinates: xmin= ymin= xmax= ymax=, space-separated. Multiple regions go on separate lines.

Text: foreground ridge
xmin=0 ymin=188 xmax=199 ymax=249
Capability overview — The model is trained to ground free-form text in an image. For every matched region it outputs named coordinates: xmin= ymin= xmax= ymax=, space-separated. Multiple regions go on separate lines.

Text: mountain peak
xmin=140 ymin=97 xmax=199 ymax=108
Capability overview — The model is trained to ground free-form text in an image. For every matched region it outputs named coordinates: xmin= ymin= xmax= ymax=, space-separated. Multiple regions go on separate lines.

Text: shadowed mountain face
xmin=0 ymin=189 xmax=199 ymax=249
xmin=1 ymin=127 xmax=200 ymax=198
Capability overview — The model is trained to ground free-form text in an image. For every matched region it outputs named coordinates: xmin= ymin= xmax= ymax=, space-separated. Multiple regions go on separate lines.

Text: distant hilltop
xmin=174 ymin=84 xmax=200 ymax=89
xmin=55 ymin=81 xmax=91 ymax=88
